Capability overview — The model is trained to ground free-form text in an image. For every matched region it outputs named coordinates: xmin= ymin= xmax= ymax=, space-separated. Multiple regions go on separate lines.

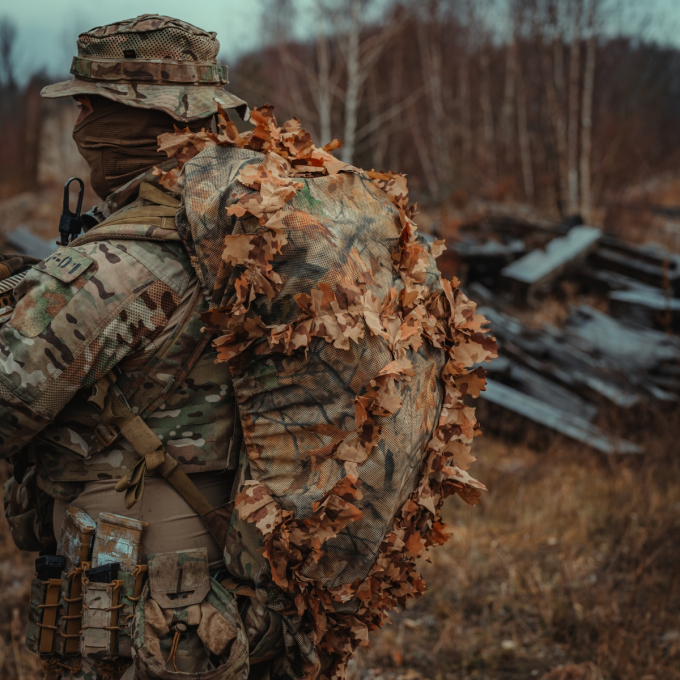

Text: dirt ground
xmin=1 ymin=414 xmax=678 ymax=680
xmin=350 ymin=422 xmax=680 ymax=680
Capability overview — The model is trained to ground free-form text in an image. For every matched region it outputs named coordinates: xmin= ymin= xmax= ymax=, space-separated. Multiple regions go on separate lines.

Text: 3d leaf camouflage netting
xmin=154 ymin=105 xmax=497 ymax=680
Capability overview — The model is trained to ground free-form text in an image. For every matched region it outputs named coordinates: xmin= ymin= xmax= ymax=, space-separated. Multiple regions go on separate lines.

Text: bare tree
xmin=567 ymin=0 xmax=582 ymax=214
xmin=542 ymin=42 xmax=566 ymax=211
xmin=331 ymin=0 xmax=405 ymax=164
xmin=458 ymin=45 xmax=472 ymax=168
xmin=479 ymin=46 xmax=496 ymax=176
xmin=418 ymin=0 xmax=453 ymax=196
xmin=516 ymin=66 xmax=534 ymax=200
xmin=0 ymin=16 xmax=17 ymax=91
xmin=234 ymin=0 xmax=677 ymax=222
xmin=508 ymin=0 xmax=534 ymax=199
xmin=580 ymin=0 xmax=599 ymax=221
xmin=313 ymin=2 xmax=334 ymax=145
xmin=500 ymin=39 xmax=518 ymax=166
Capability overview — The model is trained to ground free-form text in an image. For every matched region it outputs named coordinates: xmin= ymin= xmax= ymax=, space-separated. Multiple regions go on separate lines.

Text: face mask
xmin=72 ymin=97 xmax=205 ymax=200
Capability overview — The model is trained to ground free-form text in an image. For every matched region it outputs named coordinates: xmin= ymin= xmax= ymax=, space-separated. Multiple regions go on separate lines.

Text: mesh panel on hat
xmin=78 ymin=26 xmax=219 ymax=62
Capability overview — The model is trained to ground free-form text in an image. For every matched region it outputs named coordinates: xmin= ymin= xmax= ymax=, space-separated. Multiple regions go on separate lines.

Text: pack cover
xmin=157 ymin=106 xmax=497 ymax=680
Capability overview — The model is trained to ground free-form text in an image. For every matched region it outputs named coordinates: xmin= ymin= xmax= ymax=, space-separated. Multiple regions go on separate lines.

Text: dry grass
xmin=350 ymin=420 xmax=680 ymax=680
xmin=0 ymin=421 xmax=679 ymax=679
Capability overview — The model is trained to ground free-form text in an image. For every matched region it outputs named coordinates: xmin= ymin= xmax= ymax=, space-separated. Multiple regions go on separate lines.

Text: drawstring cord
xmin=164 ymin=622 xmax=187 ymax=671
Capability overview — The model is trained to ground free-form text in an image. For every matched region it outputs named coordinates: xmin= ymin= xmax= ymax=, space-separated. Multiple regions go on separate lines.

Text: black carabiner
xmin=58 ymin=177 xmax=85 ymax=246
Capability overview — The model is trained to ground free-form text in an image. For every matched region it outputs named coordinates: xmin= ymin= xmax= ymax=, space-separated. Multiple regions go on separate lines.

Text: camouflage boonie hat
xmin=41 ymin=14 xmax=248 ymax=122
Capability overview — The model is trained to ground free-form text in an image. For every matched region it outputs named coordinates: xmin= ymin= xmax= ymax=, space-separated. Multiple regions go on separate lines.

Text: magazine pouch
xmin=81 ymin=573 xmax=125 ymax=661
xmin=26 ymin=576 xmax=63 ymax=655
xmin=3 ymin=465 xmax=56 ymax=552
xmin=118 ymin=564 xmax=148 ymax=658
xmin=54 ymin=507 xmax=97 ymax=656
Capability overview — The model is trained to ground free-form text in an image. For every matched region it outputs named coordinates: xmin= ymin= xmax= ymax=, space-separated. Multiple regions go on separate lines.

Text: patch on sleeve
xmin=36 ymin=248 xmax=94 ymax=283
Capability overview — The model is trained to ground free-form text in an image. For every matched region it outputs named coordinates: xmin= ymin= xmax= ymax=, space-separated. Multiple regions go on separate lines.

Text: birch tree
xmin=580 ymin=0 xmax=599 ymax=221
xmin=567 ymin=0 xmax=582 ymax=215
xmin=330 ymin=0 xmax=405 ymax=164
xmin=313 ymin=4 xmax=334 ymax=146
xmin=418 ymin=0 xmax=453 ymax=196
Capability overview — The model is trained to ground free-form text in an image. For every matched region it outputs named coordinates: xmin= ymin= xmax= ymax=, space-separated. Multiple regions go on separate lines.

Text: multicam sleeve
xmin=0 ymin=242 xmax=186 ymax=459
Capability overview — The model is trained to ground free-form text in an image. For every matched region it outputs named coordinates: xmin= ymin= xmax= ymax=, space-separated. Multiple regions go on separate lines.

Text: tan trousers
xmin=52 ymin=471 xmax=232 ymax=570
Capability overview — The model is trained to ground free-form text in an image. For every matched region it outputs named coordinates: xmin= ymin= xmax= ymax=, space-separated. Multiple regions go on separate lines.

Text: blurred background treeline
xmin=3 ymin=0 xmax=680 ymax=219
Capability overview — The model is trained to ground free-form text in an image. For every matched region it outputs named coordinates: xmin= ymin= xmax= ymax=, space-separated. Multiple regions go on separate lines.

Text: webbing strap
xmin=139 ymin=182 xmax=181 ymax=208
xmin=90 ymin=373 xmax=216 ymax=518
xmin=80 ymin=193 xmax=233 ymax=545
xmin=119 ymin=416 xmax=165 ymax=470
xmin=92 ymin=205 xmax=178 ymax=231
xmin=39 ymin=579 xmax=63 ymax=654
xmin=101 ymin=392 xmax=230 ymax=547
xmin=63 ymin=567 xmax=84 ymax=655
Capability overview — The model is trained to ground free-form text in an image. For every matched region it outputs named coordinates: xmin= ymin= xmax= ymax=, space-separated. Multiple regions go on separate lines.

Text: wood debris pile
xmin=436 ymin=213 xmax=680 ymax=454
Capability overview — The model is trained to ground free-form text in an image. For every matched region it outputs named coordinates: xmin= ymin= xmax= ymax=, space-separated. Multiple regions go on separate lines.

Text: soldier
xmin=0 ymin=15 xmax=260 ymax=680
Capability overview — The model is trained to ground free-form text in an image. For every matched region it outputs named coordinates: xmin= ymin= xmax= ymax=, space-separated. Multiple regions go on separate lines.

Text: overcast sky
xmin=4 ymin=0 xmax=680 ymax=83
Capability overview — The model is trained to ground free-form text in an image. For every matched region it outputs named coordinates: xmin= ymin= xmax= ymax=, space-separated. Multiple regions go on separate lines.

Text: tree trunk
xmin=417 ymin=6 xmax=449 ymax=197
xmin=340 ymin=0 xmax=361 ymax=164
xmin=567 ymin=5 xmax=582 ymax=215
xmin=541 ymin=38 xmax=569 ymax=215
xmin=516 ymin=66 xmax=534 ymax=201
xmin=458 ymin=41 xmax=472 ymax=169
xmin=580 ymin=1 xmax=597 ymax=221
xmin=479 ymin=49 xmax=496 ymax=177
xmin=553 ymin=35 xmax=569 ymax=212
xmin=500 ymin=40 xmax=518 ymax=168
xmin=408 ymin=105 xmax=439 ymax=199
xmin=314 ymin=2 xmax=333 ymax=146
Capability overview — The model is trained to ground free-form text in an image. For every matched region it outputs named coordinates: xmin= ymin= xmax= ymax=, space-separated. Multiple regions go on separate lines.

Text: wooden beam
xmin=481 ymin=379 xmax=642 ymax=455
xmin=501 ymin=225 xmax=601 ymax=302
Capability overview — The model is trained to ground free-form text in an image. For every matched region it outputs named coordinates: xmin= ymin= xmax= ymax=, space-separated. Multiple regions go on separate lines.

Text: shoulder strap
xmin=81 ymin=184 xmax=210 ymax=453
xmin=71 ymin=183 xmax=182 ymax=246
xmin=88 ymin=287 xmax=230 ymax=546
xmin=81 ymin=188 xmax=233 ymax=546
xmin=90 ymin=283 xmax=210 ymax=441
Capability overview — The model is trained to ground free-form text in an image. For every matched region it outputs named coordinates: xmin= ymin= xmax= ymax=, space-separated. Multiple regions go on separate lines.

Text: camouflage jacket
xmin=0 ymin=175 xmax=238 ymax=500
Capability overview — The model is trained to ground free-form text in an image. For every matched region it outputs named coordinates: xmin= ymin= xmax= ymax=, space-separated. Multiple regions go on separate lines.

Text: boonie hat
xmin=41 ymin=14 xmax=248 ymax=122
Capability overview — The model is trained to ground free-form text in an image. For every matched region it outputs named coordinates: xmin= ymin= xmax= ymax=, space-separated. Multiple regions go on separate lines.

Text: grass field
xmin=352 ymin=418 xmax=680 ymax=680
xmin=0 ymin=416 xmax=678 ymax=680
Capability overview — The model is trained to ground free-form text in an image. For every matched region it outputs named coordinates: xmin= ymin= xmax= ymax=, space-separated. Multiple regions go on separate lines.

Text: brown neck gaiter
xmin=72 ymin=96 xmax=206 ymax=200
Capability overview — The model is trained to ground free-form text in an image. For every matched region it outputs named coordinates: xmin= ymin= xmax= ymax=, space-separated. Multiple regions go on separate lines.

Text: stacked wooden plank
xmin=444 ymin=215 xmax=680 ymax=454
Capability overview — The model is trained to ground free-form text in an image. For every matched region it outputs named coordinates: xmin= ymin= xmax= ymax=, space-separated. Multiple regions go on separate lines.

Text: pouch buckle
xmin=94 ymin=422 xmax=118 ymax=448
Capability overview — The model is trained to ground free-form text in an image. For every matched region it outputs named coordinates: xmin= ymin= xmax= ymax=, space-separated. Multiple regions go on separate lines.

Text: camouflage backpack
xmin=146 ymin=106 xmax=498 ymax=680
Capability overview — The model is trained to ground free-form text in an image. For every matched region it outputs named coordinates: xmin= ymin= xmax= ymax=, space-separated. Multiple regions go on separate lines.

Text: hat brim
xmin=41 ymin=78 xmax=248 ymax=122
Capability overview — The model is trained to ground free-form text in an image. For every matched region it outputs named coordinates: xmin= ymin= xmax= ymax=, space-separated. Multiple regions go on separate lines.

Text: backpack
xmin=155 ymin=106 xmax=497 ymax=680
